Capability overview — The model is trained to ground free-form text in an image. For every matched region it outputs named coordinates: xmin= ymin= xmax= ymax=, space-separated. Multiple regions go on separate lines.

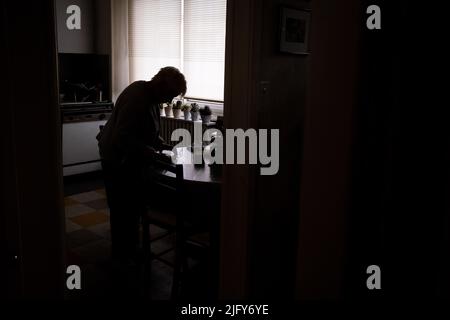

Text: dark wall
xmin=94 ymin=0 xmax=112 ymax=55
xmin=249 ymin=0 xmax=310 ymax=299
xmin=2 ymin=0 xmax=65 ymax=298
xmin=55 ymin=0 xmax=95 ymax=53
xmin=346 ymin=0 xmax=397 ymax=299
xmin=295 ymin=0 xmax=362 ymax=299
xmin=292 ymin=0 xmax=449 ymax=300
xmin=55 ymin=0 xmax=111 ymax=54
xmin=348 ymin=0 xmax=450 ymax=299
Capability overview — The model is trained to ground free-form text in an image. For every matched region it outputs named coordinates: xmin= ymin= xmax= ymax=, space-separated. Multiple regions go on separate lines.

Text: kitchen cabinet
xmin=62 ymin=120 xmax=106 ymax=176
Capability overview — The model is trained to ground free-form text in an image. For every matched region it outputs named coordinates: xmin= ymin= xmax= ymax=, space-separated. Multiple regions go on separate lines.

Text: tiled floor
xmin=64 ymin=188 xmax=212 ymax=300
xmin=64 ymin=188 xmax=175 ymax=299
xmin=65 ymin=189 xmax=110 ymax=246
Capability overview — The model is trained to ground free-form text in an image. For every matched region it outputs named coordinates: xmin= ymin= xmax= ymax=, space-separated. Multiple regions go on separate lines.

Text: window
xmin=128 ymin=0 xmax=227 ymax=102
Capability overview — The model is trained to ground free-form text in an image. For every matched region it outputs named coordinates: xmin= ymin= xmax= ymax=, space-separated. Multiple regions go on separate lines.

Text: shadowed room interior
xmin=2 ymin=0 xmax=449 ymax=304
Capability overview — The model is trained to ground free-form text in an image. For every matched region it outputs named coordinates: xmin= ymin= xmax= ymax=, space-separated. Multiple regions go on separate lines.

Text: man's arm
xmin=156 ymin=136 xmax=172 ymax=151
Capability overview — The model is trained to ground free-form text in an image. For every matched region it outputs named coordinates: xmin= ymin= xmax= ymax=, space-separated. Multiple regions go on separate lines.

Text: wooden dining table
xmin=160 ymin=146 xmax=222 ymax=186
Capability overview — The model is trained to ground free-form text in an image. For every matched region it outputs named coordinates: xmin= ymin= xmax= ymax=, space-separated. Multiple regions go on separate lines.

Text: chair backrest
xmin=146 ymin=156 xmax=184 ymax=211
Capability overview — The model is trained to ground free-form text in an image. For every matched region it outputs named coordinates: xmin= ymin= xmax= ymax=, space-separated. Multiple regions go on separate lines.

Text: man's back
xmin=97 ymin=81 xmax=161 ymax=166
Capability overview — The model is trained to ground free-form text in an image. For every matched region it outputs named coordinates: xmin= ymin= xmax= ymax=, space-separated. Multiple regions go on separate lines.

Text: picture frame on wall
xmin=279 ymin=7 xmax=311 ymax=55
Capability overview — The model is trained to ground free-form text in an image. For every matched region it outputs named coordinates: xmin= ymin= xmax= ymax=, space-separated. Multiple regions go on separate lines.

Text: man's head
xmin=151 ymin=66 xmax=187 ymax=104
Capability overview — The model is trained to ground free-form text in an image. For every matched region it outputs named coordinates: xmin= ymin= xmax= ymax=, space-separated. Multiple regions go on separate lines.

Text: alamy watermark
xmin=66 ymin=265 xmax=81 ymax=290
xmin=66 ymin=5 xmax=81 ymax=30
xmin=366 ymin=265 xmax=381 ymax=290
xmin=170 ymin=122 xmax=279 ymax=176
xmin=366 ymin=5 xmax=381 ymax=30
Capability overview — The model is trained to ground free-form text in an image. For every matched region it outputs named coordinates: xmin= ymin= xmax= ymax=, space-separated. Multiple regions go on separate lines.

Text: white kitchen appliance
xmin=61 ymin=102 xmax=112 ymax=176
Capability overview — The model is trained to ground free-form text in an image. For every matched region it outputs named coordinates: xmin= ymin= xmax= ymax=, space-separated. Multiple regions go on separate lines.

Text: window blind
xmin=128 ymin=0 xmax=182 ymax=82
xmin=128 ymin=0 xmax=226 ymax=101
xmin=183 ymin=0 xmax=226 ymax=101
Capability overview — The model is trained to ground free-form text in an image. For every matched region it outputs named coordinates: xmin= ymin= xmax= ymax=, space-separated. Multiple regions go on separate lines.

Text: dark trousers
xmin=101 ymin=159 xmax=145 ymax=262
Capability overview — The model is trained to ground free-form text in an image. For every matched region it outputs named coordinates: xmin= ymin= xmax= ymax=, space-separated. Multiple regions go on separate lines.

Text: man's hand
xmin=160 ymin=143 xmax=172 ymax=151
xmin=154 ymin=151 xmax=172 ymax=163
xmin=156 ymin=136 xmax=172 ymax=151
xmin=144 ymin=145 xmax=172 ymax=164
xmin=143 ymin=146 xmax=158 ymax=161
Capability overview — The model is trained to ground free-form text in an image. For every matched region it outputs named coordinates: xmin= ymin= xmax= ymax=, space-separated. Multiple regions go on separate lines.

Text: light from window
xmin=128 ymin=0 xmax=227 ymax=101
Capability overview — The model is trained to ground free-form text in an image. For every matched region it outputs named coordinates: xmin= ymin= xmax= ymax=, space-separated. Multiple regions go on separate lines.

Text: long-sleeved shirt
xmin=97 ymin=81 xmax=162 ymax=167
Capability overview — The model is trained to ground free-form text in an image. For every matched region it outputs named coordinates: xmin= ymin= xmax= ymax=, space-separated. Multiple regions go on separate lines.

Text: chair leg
xmin=141 ymin=217 xmax=151 ymax=298
xmin=171 ymin=221 xmax=187 ymax=300
xmin=171 ymin=235 xmax=182 ymax=300
xmin=142 ymin=217 xmax=151 ymax=263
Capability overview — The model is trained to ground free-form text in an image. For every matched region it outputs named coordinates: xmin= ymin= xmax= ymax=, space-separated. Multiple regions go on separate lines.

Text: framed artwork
xmin=279 ymin=7 xmax=311 ymax=55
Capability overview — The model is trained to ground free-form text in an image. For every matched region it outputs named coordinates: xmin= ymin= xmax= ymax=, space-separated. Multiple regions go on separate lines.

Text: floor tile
xmin=151 ymin=233 xmax=176 ymax=255
xmin=69 ymin=190 xmax=105 ymax=203
xmin=69 ymin=211 xmax=109 ymax=228
xmin=87 ymin=222 xmax=111 ymax=240
xmin=65 ymin=203 xmax=96 ymax=218
xmin=71 ymin=239 xmax=111 ymax=264
xmin=65 ymin=219 xmax=82 ymax=233
xmin=99 ymin=208 xmax=110 ymax=216
xmin=158 ymin=250 xmax=175 ymax=265
xmin=64 ymin=197 xmax=78 ymax=206
xmin=67 ymin=229 xmax=103 ymax=249
xmin=149 ymin=259 xmax=173 ymax=300
xmin=149 ymin=224 xmax=169 ymax=240
xmin=83 ymin=198 xmax=109 ymax=210
xmin=96 ymin=189 xmax=106 ymax=195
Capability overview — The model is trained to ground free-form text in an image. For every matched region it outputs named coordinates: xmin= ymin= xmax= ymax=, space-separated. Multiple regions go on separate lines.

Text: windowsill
xmin=183 ymin=97 xmax=224 ymax=117
xmin=160 ymin=114 xmax=219 ymax=125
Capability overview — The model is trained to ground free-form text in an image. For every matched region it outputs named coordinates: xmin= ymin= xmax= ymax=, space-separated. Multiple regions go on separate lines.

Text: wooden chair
xmin=141 ymin=156 xmax=190 ymax=299
xmin=142 ymin=153 xmax=218 ymax=299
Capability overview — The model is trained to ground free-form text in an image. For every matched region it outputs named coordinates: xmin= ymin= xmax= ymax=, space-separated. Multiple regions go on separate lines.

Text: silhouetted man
xmin=97 ymin=66 xmax=186 ymax=264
